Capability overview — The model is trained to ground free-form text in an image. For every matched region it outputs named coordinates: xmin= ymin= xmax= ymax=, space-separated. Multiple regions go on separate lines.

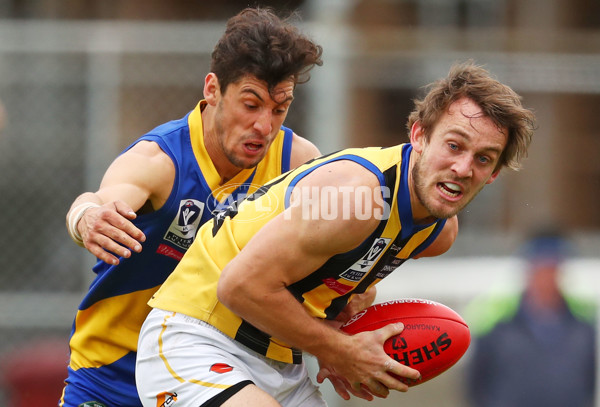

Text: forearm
xmin=218 ymin=282 xmax=345 ymax=361
xmin=69 ymin=192 xmax=104 ymax=209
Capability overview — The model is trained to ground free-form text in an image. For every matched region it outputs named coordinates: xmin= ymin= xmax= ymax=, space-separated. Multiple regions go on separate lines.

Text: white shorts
xmin=136 ymin=308 xmax=327 ymax=407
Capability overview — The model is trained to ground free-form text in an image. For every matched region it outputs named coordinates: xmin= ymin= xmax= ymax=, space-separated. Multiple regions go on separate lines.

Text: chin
xmin=244 ymin=159 xmax=263 ymax=169
xmin=425 ymin=203 xmax=461 ymax=220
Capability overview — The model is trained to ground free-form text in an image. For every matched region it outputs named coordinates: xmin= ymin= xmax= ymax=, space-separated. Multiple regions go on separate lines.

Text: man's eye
xmin=448 ymin=143 xmax=458 ymax=151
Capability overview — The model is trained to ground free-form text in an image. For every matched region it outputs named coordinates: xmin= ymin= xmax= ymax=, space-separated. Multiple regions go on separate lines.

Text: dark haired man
xmin=61 ymin=8 xmax=326 ymax=407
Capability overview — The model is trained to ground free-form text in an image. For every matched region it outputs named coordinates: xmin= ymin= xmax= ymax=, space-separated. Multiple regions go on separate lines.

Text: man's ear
xmin=204 ymin=73 xmax=220 ymax=105
xmin=409 ymin=120 xmax=426 ymax=153
xmin=486 ymin=169 xmax=502 ymax=185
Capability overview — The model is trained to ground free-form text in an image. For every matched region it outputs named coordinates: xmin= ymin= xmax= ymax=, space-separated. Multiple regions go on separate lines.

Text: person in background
xmin=60 ymin=7 xmax=336 ymax=407
xmin=0 ymin=99 xmax=6 ymax=133
xmin=467 ymin=229 xmax=596 ymax=407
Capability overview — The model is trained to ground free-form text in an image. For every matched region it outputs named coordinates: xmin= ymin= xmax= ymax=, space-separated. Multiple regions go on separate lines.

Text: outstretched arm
xmin=66 ymin=141 xmax=174 ymax=265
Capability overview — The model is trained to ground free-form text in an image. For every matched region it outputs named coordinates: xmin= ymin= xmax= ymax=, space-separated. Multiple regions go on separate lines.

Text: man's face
xmin=410 ymin=97 xmax=508 ymax=220
xmin=213 ymin=75 xmax=294 ymax=169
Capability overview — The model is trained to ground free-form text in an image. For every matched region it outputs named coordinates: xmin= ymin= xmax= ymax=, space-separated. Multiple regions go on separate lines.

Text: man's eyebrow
xmin=452 ymin=130 xmax=504 ymax=155
xmin=241 ymin=88 xmax=294 ymax=105
xmin=242 ymin=88 xmax=264 ymax=102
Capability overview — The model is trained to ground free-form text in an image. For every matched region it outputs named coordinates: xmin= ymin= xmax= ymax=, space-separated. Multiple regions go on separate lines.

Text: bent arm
xmin=217 ymin=161 xmax=420 ymax=399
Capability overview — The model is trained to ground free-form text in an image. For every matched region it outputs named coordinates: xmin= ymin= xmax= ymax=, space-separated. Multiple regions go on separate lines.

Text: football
xmin=340 ymin=298 xmax=470 ymax=386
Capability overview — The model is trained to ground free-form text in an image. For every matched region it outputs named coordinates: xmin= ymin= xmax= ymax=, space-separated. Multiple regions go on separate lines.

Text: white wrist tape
xmin=67 ymin=202 xmax=101 ymax=247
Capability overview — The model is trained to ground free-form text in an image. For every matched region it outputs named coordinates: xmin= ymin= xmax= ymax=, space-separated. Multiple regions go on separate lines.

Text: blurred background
xmin=0 ymin=0 xmax=599 ymax=405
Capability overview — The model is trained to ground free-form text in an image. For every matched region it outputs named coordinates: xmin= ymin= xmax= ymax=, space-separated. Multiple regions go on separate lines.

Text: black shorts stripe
xmin=200 ymin=380 xmax=253 ymax=407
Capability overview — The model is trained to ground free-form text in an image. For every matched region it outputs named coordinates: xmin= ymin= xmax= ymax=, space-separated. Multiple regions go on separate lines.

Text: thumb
xmin=114 ymin=200 xmax=137 ymax=219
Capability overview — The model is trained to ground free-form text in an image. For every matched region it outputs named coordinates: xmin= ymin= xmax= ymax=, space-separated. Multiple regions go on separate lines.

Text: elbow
xmin=216 ymin=268 xmax=241 ymax=311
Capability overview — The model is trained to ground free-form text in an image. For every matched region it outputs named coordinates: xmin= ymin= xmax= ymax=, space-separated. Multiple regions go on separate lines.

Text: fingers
xmin=320 ymin=323 xmax=421 ymax=401
xmin=80 ymin=203 xmax=146 ymax=264
xmin=359 ymin=379 xmax=389 ymax=399
xmin=348 ymin=381 xmax=375 ymax=401
xmin=373 ymin=326 xmax=421 ymax=391
xmin=319 ymin=370 xmax=351 ymax=400
xmin=111 ymin=201 xmax=146 ymax=243
xmin=379 ymin=322 xmax=406 ymax=340
xmin=113 ymin=200 xmax=138 ymax=220
xmin=320 ymin=368 xmax=373 ymax=401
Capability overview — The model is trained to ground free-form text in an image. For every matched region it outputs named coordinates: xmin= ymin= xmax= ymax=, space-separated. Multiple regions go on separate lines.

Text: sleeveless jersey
xmin=149 ymin=144 xmax=447 ymax=364
xmin=63 ymin=101 xmax=295 ymax=405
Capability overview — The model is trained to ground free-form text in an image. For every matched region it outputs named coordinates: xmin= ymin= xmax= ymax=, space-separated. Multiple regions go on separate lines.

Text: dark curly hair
xmin=211 ymin=7 xmax=323 ymax=99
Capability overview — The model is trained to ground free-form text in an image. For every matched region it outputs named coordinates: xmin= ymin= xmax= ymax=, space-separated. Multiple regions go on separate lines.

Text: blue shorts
xmin=60 ymin=352 xmax=142 ymax=407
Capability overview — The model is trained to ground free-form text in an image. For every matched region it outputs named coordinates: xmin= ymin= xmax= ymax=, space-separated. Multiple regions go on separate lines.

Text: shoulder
xmin=413 ymin=216 xmax=459 ymax=258
xmin=127 ymin=139 xmax=166 ymax=156
xmin=300 ymin=158 xmax=381 ymax=189
xmin=107 ymin=140 xmax=175 ymax=182
xmin=289 ymin=133 xmax=321 ymax=168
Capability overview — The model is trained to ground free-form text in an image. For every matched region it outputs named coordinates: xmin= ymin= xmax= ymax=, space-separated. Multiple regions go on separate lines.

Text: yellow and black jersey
xmin=149 ymin=143 xmax=446 ymax=364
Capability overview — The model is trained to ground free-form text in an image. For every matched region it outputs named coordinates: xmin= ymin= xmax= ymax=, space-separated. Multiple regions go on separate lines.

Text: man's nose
xmin=451 ymin=155 xmax=473 ymax=178
xmin=254 ymin=109 xmax=273 ymax=135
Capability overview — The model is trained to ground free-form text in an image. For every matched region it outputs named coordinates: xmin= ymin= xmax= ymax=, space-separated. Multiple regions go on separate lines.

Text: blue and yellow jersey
xmin=149 ymin=143 xmax=447 ymax=364
xmin=63 ymin=101 xmax=296 ymax=404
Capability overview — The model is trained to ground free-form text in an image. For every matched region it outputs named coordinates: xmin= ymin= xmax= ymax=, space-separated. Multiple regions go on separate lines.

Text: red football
xmin=340 ymin=298 xmax=470 ymax=386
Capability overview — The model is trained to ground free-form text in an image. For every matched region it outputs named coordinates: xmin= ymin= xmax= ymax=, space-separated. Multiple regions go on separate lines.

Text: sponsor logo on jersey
xmin=78 ymin=402 xmax=107 ymax=407
xmin=374 ymin=258 xmax=406 ymax=279
xmin=339 ymin=238 xmax=390 ymax=282
xmin=322 ymin=277 xmax=354 ymax=295
xmin=156 ymin=391 xmax=178 ymax=407
xmin=163 ymin=199 xmax=204 ymax=250
xmin=210 ymin=363 xmax=234 ymax=374
xmin=389 ymin=243 xmax=403 ymax=255
xmin=156 ymin=243 xmax=184 ymax=261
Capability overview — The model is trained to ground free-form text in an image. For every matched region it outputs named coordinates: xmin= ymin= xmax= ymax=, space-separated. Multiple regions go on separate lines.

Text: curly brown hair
xmin=210 ymin=7 xmax=323 ymax=99
xmin=407 ymin=61 xmax=536 ymax=171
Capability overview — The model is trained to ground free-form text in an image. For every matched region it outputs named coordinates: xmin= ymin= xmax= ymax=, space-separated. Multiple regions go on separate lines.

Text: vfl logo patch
xmin=339 ymin=238 xmax=390 ymax=282
xmin=163 ymin=199 xmax=205 ymax=250
xmin=210 ymin=363 xmax=234 ymax=374
xmin=156 ymin=391 xmax=177 ymax=407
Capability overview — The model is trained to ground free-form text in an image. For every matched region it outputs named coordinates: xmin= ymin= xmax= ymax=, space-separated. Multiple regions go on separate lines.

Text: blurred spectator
xmin=0 ymin=98 xmax=5 ymax=133
xmin=466 ymin=229 xmax=596 ymax=407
